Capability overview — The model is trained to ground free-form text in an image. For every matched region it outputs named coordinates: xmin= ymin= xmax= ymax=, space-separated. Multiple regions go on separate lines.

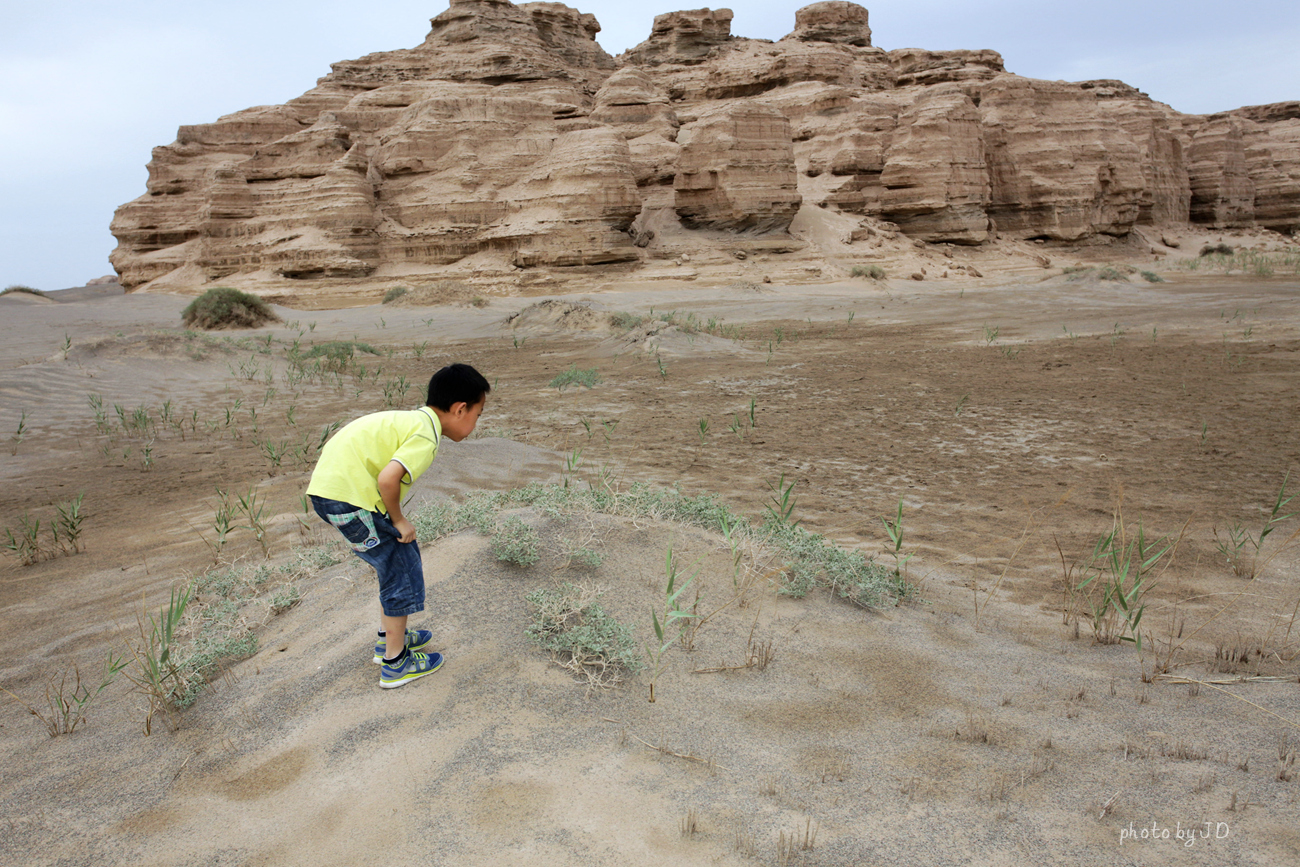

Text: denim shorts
xmin=310 ymin=495 xmax=425 ymax=617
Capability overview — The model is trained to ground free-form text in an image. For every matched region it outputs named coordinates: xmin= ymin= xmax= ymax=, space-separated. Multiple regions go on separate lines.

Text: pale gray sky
xmin=3 ymin=1 xmax=1297 ymax=290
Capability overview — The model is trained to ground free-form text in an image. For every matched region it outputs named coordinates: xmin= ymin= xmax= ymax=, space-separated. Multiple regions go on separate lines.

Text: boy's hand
xmin=393 ymin=517 xmax=417 ymax=544
xmin=378 ymin=461 xmax=417 ymax=543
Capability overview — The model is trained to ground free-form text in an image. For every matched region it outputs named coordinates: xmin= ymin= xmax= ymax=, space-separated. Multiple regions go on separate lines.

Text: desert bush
xmin=765 ymin=521 xmax=902 ymax=606
xmin=491 ymin=516 xmax=541 ymax=566
xmin=1 ymin=284 xmax=48 ymax=297
xmin=851 ymin=265 xmax=886 ymax=280
xmin=1139 ymin=270 xmax=1164 ymax=283
xmin=525 ymin=582 xmax=642 ymax=686
xmin=610 ymin=311 xmax=647 ymax=330
xmin=1200 ymin=243 xmax=1234 ymax=256
xmin=123 ymin=543 xmax=340 ymax=725
xmin=303 ymin=340 xmax=380 ymax=360
xmin=567 ymin=546 xmax=604 ymax=568
xmin=382 ymin=280 xmax=476 ymax=306
xmin=181 ymin=287 xmax=281 ymax=330
xmin=1064 ymin=266 xmax=1136 ymax=282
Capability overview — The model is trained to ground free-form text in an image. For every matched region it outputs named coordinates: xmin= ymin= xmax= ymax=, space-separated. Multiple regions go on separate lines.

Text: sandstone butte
xmin=109 ymin=1 xmax=1300 ymax=295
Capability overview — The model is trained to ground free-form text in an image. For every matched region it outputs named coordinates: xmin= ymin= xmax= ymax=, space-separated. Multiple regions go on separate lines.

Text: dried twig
xmin=629 ymin=732 xmax=728 ymax=770
xmin=1153 ymin=677 xmax=1300 ymax=731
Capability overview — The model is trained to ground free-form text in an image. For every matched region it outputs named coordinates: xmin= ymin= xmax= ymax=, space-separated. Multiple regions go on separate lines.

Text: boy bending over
xmin=308 ymin=363 xmax=489 ymax=688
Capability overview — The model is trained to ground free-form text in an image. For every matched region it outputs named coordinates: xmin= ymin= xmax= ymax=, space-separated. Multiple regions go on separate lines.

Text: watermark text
xmin=1120 ymin=821 xmax=1230 ymax=847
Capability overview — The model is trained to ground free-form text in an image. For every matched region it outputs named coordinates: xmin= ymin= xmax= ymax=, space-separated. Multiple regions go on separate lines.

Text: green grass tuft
xmin=549 ymin=366 xmax=601 ymax=391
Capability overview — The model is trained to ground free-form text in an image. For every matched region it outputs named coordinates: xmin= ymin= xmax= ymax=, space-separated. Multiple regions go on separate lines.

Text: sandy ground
xmin=2 ymin=256 xmax=1299 ymax=866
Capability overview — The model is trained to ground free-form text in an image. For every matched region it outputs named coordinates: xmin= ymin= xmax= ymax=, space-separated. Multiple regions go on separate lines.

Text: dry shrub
xmin=1 ymin=284 xmax=49 ymax=297
xmin=524 ymin=581 xmax=641 ymax=688
xmin=383 ymin=280 xmax=477 ymax=307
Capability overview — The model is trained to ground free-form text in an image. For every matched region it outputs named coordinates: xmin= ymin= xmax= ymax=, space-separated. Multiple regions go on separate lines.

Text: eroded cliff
xmin=109 ymin=0 xmax=1300 ymax=292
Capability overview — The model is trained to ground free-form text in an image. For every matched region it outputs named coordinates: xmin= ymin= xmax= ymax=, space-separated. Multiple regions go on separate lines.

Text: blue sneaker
xmin=379 ymin=650 xmax=444 ymax=689
xmin=373 ymin=629 xmax=434 ymax=664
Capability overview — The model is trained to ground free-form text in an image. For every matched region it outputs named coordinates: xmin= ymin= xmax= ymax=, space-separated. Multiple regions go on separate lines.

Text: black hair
xmin=426 ymin=363 xmax=490 ymax=411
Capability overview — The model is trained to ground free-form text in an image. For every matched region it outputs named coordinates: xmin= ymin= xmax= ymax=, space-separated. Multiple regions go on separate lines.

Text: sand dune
xmin=2 ymin=269 xmax=1299 ymax=866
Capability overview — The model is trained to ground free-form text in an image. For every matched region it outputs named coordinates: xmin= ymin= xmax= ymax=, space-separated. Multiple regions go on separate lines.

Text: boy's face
xmin=442 ymin=397 xmax=485 ymax=442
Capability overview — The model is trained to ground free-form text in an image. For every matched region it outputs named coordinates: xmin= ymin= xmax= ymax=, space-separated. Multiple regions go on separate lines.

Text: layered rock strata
xmin=111 ymin=1 xmax=1300 ymax=291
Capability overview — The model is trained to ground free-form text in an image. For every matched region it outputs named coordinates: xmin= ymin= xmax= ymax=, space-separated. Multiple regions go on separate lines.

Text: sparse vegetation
xmin=123 ymin=583 xmax=192 ymax=734
xmin=10 ymin=410 xmax=28 ymax=455
xmin=1064 ymin=265 xmax=1133 ymax=282
xmin=15 ymin=258 xmax=1300 ymax=859
xmin=1 ymin=284 xmax=48 ymax=297
xmin=1074 ymin=515 xmax=1176 ymax=651
xmin=406 ymin=482 xmax=912 ymax=617
xmin=851 ymin=265 xmax=886 ymax=280
xmin=381 ymin=286 xmax=409 ymax=304
xmin=549 ymin=365 xmax=601 ymax=391
xmin=491 ymin=516 xmax=541 ymax=566
xmin=646 ymin=544 xmax=698 ymax=702
xmin=181 ymin=287 xmax=281 ymax=330
xmin=122 ymin=544 xmax=340 ymax=729
xmin=1213 ymin=471 xmax=1297 ymax=579
xmin=525 ymin=582 xmax=642 ymax=687
xmin=1178 ymin=248 xmax=1300 ymax=277
xmin=610 ymin=311 xmax=647 ymax=330
xmin=3 ymin=494 xmax=87 ymax=565
xmin=880 ymin=499 xmax=913 ymax=577
xmin=302 ymin=340 xmax=380 ymax=365
xmin=1 ymin=652 xmax=127 ymax=736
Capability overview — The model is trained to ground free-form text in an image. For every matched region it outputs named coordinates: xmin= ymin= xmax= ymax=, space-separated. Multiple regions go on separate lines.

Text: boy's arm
xmin=377 ymin=460 xmax=416 ymax=543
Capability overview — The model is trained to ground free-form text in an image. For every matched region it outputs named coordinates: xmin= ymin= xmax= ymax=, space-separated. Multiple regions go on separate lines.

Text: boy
xmin=308 ymin=362 xmax=489 ymax=688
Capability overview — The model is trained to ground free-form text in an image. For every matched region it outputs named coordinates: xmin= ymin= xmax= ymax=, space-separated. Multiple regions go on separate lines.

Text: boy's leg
xmin=367 ymin=514 xmax=442 ymax=686
xmin=310 ymin=496 xmax=440 ymax=684
xmin=369 ymin=512 xmax=426 ymax=657
xmin=380 ymin=612 xmax=408 ymax=661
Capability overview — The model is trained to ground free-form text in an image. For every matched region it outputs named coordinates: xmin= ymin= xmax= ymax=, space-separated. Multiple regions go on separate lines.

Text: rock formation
xmin=110 ymin=1 xmax=1300 ymax=292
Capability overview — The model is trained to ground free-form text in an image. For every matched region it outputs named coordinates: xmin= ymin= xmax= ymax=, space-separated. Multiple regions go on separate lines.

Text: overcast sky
xmin=3 ymin=0 xmax=1297 ymax=290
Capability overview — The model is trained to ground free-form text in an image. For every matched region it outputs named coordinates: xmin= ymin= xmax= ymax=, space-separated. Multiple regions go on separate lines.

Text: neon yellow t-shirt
xmin=306 ymin=407 xmax=442 ymax=513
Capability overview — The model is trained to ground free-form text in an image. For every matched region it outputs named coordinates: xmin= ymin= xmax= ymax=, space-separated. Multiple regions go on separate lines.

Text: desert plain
xmin=2 ymin=236 xmax=1300 ymax=866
